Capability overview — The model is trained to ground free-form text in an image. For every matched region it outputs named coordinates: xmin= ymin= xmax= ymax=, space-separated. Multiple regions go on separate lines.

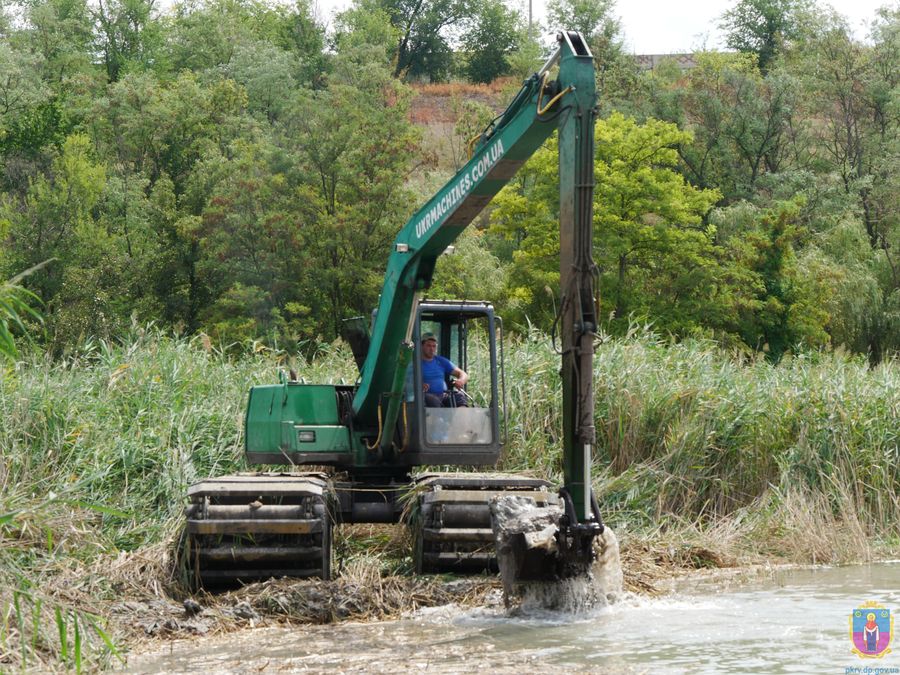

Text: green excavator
xmin=184 ymin=31 xmax=604 ymax=587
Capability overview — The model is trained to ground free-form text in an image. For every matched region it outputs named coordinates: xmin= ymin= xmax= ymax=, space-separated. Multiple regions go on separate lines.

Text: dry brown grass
xmin=414 ymin=79 xmax=513 ymax=98
xmin=409 ymin=80 xmax=510 ymax=124
xmin=106 ymin=565 xmax=503 ymax=656
xmin=751 ymin=483 xmax=872 ymax=564
xmin=239 ymin=568 xmax=499 ymax=624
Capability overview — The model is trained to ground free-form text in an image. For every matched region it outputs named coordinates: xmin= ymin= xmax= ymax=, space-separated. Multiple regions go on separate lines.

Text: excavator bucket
xmin=490 ymin=493 xmax=602 ymax=586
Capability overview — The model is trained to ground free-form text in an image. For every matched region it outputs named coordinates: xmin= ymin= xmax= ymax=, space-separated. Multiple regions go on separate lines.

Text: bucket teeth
xmin=183 ymin=473 xmax=332 ymax=587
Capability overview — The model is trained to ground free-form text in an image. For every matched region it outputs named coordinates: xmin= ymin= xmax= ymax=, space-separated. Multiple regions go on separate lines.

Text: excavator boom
xmin=353 ymin=35 xmax=599 ymax=509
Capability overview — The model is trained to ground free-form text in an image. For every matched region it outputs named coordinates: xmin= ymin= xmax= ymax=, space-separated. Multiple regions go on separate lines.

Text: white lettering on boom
xmin=414 ymin=139 xmax=505 ymax=240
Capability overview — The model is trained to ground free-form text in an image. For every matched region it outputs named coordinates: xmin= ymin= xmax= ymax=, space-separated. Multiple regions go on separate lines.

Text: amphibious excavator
xmin=184 ymin=31 xmax=604 ymax=587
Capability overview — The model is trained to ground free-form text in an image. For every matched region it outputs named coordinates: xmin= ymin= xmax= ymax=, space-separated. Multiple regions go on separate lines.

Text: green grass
xmin=0 ymin=325 xmax=897 ymax=668
xmin=0 ymin=327 xmax=354 ymax=669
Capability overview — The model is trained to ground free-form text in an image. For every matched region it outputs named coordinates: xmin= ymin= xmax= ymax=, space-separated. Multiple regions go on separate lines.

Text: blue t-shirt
xmin=422 ymin=356 xmax=455 ymax=395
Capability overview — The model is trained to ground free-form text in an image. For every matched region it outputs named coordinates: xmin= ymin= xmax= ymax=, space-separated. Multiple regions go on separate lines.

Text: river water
xmin=128 ymin=562 xmax=900 ymax=673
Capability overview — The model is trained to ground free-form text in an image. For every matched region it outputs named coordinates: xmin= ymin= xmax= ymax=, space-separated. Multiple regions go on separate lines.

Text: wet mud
xmin=112 ymin=534 xmax=737 ymax=643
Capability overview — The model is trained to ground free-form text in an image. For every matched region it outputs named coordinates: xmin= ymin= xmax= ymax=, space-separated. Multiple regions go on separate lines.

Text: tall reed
xmin=498 ymin=328 xmax=899 ymax=547
xmin=0 ymin=326 xmax=354 ymax=669
xmin=0 ymin=325 xmax=897 ymax=667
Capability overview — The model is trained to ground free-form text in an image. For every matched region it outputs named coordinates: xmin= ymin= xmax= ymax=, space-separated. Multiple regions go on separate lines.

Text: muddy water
xmin=128 ymin=562 xmax=900 ymax=674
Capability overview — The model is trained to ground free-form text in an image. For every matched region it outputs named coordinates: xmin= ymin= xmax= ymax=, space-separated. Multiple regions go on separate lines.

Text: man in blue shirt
xmin=420 ymin=332 xmax=468 ymax=407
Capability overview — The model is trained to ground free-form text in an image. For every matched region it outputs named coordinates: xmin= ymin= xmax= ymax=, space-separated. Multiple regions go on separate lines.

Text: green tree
xmin=185 ymin=57 xmax=423 ymax=344
xmin=798 ymin=223 xmax=883 ymax=355
xmin=460 ymin=0 xmax=520 ymax=84
xmin=592 ymin=114 xmax=722 ymax=330
xmin=219 ymin=40 xmax=298 ymax=122
xmin=163 ymin=0 xmax=247 ymax=71
xmin=430 ymin=228 xmax=508 ymax=303
xmin=372 ymin=0 xmax=475 ymax=81
xmin=17 ymin=0 xmax=94 ymax=82
xmin=0 ymin=42 xmax=59 ymax=188
xmin=274 ymin=0 xmax=326 ymax=86
xmin=280 ymin=69 xmax=422 ymax=337
xmin=0 ymin=134 xmax=122 ymax=345
xmin=333 ymin=0 xmax=401 ymax=85
xmin=505 ymin=22 xmax=545 ymax=80
xmin=162 ymin=0 xmax=325 ymax=79
xmin=334 ymin=0 xmax=399 ymax=67
xmin=2 ymin=134 xmax=105 ymax=276
xmin=0 ymin=44 xmax=50 ymax=129
xmin=187 ymin=137 xmax=313 ymax=343
xmin=90 ymin=71 xmax=240 ymax=192
xmin=93 ymin=0 xmax=162 ymax=81
xmin=490 ymin=113 xmax=722 ymax=335
xmin=728 ymin=200 xmax=831 ymax=358
xmin=646 ymin=51 xmax=801 ymax=201
xmin=719 ymin=0 xmax=812 ymax=73
xmin=797 ymin=10 xmax=900 ymax=359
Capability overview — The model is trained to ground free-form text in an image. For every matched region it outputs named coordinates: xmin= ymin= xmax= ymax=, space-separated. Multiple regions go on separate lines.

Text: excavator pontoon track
xmin=184 ymin=473 xmax=332 ymax=587
xmin=409 ymin=473 xmax=559 ymax=574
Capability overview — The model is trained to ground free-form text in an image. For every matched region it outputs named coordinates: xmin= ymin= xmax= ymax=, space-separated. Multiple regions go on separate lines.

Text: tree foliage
xmin=720 ymin=0 xmax=812 ymax=72
xmin=490 ymin=114 xmax=722 ymax=335
xmin=460 ymin=0 xmax=520 ymax=84
xmin=0 ymin=0 xmax=897 ymax=363
xmin=374 ymin=0 xmax=474 ymax=81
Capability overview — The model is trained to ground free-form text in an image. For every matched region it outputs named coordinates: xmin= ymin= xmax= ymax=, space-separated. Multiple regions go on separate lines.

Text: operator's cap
xmin=421 ymin=332 xmax=437 ymax=343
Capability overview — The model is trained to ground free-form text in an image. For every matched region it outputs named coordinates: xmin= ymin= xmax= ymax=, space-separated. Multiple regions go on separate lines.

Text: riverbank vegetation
xmin=2 ymin=0 xmax=899 ymax=669
xmin=1 ymin=329 xmax=897 ymax=669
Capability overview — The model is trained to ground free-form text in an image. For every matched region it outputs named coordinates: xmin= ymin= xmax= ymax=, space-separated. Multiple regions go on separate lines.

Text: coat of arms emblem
xmin=850 ymin=601 xmax=893 ymax=658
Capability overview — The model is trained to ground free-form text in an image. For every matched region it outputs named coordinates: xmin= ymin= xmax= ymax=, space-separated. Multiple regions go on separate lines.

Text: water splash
xmin=517 ymin=527 xmax=622 ymax=613
xmin=490 ymin=495 xmax=623 ymax=613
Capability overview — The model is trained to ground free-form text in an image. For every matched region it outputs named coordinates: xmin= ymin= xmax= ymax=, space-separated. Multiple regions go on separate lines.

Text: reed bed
xmin=500 ymin=330 xmax=899 ymax=551
xmin=0 ymin=325 xmax=897 ymax=669
xmin=0 ymin=327 xmax=354 ymax=670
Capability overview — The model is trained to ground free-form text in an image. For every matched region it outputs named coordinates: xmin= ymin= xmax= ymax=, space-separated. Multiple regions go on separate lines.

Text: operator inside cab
xmin=420 ymin=332 xmax=468 ymax=408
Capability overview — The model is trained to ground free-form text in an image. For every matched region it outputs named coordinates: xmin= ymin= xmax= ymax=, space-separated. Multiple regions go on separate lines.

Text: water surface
xmin=128 ymin=562 xmax=900 ymax=673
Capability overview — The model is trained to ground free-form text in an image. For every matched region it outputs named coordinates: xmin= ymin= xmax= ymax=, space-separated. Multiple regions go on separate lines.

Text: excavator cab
xmin=401 ymin=300 xmax=504 ymax=466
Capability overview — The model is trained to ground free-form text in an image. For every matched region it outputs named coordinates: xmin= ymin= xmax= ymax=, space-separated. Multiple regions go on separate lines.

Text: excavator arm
xmin=351 ymin=31 xmax=604 ymax=584
xmin=353 ymin=34 xmax=600 ymax=530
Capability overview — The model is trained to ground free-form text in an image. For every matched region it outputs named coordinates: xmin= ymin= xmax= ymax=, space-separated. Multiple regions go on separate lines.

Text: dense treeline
xmin=490 ymin=0 xmax=900 ymax=362
xmin=0 ymin=0 xmax=898 ymax=361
